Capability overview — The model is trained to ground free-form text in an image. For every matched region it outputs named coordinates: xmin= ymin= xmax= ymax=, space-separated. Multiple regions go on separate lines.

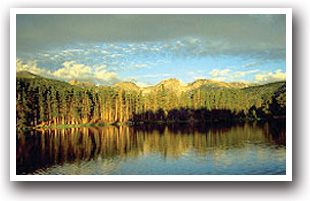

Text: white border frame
xmin=10 ymin=8 xmax=292 ymax=181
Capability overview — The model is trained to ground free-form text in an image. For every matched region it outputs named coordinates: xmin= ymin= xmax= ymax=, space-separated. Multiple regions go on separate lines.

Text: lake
xmin=16 ymin=121 xmax=286 ymax=175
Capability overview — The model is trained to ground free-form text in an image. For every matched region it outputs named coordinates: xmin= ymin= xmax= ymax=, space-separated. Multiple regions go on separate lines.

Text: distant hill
xmin=16 ymin=70 xmax=286 ymax=128
xmin=68 ymin=80 xmax=97 ymax=88
xmin=113 ymin=81 xmax=140 ymax=92
xmin=16 ymin=70 xmax=40 ymax=79
xmin=242 ymin=81 xmax=286 ymax=105
xmin=138 ymin=78 xmax=259 ymax=95
xmin=16 ymin=70 xmax=278 ymax=95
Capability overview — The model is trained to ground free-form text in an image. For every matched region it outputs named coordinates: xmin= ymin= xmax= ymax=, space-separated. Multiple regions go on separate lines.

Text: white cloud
xmin=62 ymin=61 xmax=76 ymax=68
xmin=159 ymin=44 xmax=169 ymax=49
xmin=94 ymin=69 xmax=118 ymax=83
xmin=54 ymin=62 xmax=93 ymax=80
xmin=109 ymin=45 xmax=123 ymax=50
xmin=125 ymin=63 xmax=150 ymax=71
xmin=55 ymin=61 xmax=119 ymax=84
xmin=241 ymin=62 xmax=262 ymax=68
xmin=134 ymin=82 xmax=152 ymax=88
xmin=255 ymin=69 xmax=286 ymax=83
xmin=210 ymin=69 xmax=231 ymax=77
xmin=59 ymin=49 xmax=84 ymax=56
xmin=213 ymin=77 xmax=227 ymax=81
xmin=219 ymin=69 xmax=231 ymax=76
xmin=39 ymin=53 xmax=50 ymax=57
xmin=146 ymin=59 xmax=169 ymax=66
xmin=186 ymin=37 xmax=200 ymax=44
xmin=150 ymin=47 xmax=160 ymax=51
xmin=140 ymin=46 xmax=150 ymax=51
xmin=94 ymin=65 xmax=107 ymax=72
xmin=139 ymin=73 xmax=170 ymax=78
xmin=233 ymin=69 xmax=259 ymax=78
xmin=208 ymin=68 xmax=260 ymax=82
xmin=124 ymin=47 xmax=138 ymax=53
xmin=105 ymin=53 xmax=123 ymax=58
xmin=50 ymin=54 xmax=59 ymax=60
xmin=210 ymin=69 xmax=220 ymax=77
xmin=16 ymin=59 xmax=121 ymax=85
xmin=194 ymin=76 xmax=206 ymax=80
xmin=133 ymin=64 xmax=149 ymax=68
xmin=16 ymin=59 xmax=53 ymax=75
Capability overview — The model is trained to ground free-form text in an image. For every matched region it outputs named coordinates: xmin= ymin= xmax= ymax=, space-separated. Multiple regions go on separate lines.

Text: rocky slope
xmin=16 ymin=70 xmax=39 ymax=79
xmin=138 ymin=78 xmax=258 ymax=95
xmin=113 ymin=81 xmax=140 ymax=92
xmin=16 ymin=70 xmax=263 ymax=95
xmin=68 ymin=80 xmax=97 ymax=88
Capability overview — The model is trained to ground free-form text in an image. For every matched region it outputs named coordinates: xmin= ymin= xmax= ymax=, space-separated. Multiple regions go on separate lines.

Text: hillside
xmin=113 ymin=81 xmax=140 ymax=92
xmin=16 ymin=70 xmax=40 ymax=79
xmin=68 ymin=80 xmax=97 ymax=88
xmin=123 ymin=78 xmax=258 ymax=95
xmin=64 ymin=75 xmax=258 ymax=95
xmin=16 ymin=70 xmax=286 ymax=128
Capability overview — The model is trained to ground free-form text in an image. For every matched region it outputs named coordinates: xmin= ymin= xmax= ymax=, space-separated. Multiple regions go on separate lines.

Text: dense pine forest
xmin=16 ymin=71 xmax=286 ymax=129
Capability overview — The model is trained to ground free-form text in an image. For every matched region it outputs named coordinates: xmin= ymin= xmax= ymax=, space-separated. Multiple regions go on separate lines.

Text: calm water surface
xmin=17 ymin=121 xmax=286 ymax=175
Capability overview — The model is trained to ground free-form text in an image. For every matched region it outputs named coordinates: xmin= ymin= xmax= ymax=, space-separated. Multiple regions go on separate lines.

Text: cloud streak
xmin=16 ymin=14 xmax=286 ymax=85
xmin=241 ymin=62 xmax=263 ymax=68
xmin=16 ymin=59 xmax=122 ymax=85
xmin=139 ymin=73 xmax=170 ymax=78
xmin=17 ymin=14 xmax=286 ymax=61
xmin=255 ymin=69 xmax=286 ymax=83
xmin=210 ymin=69 xmax=231 ymax=77
xmin=208 ymin=68 xmax=260 ymax=82
xmin=233 ymin=69 xmax=259 ymax=78
xmin=17 ymin=14 xmax=285 ymax=47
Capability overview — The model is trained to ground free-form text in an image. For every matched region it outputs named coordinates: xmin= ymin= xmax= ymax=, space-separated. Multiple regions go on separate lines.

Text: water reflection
xmin=17 ymin=121 xmax=286 ymax=175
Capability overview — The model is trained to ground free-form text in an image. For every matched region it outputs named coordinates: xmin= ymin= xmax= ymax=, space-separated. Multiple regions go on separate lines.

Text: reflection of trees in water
xmin=16 ymin=121 xmax=286 ymax=175
xmin=253 ymin=119 xmax=286 ymax=146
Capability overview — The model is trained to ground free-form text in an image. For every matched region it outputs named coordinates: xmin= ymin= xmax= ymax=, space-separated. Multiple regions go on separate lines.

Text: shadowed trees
xmin=16 ymin=76 xmax=286 ymax=129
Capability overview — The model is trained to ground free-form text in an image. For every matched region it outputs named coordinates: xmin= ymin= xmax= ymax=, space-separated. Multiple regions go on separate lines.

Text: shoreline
xmin=18 ymin=117 xmax=286 ymax=131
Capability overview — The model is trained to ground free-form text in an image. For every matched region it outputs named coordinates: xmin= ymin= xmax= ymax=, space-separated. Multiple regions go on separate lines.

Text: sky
xmin=16 ymin=14 xmax=286 ymax=86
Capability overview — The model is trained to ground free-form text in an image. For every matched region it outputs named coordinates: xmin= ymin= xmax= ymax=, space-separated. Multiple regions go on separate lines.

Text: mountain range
xmin=16 ymin=70 xmax=271 ymax=95
xmin=16 ymin=70 xmax=286 ymax=128
xmin=69 ymin=76 xmax=259 ymax=95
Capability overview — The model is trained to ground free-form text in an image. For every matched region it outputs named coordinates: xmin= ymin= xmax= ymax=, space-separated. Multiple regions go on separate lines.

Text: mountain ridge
xmin=16 ymin=70 xmax=40 ymax=79
xmin=16 ymin=70 xmax=286 ymax=128
xmin=16 ymin=70 xmax=278 ymax=94
xmin=67 ymin=77 xmax=260 ymax=94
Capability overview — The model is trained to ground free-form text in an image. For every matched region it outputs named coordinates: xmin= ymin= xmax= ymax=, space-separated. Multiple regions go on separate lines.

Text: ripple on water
xmin=18 ymin=121 xmax=286 ymax=175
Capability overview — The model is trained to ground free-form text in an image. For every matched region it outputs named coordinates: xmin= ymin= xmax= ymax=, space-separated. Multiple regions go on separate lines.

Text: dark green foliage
xmin=16 ymin=74 xmax=286 ymax=129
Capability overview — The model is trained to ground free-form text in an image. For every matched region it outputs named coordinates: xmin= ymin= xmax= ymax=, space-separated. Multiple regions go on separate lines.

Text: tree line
xmin=16 ymin=76 xmax=286 ymax=129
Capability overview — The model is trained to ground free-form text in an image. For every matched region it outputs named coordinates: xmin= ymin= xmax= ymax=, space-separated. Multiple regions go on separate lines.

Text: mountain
xmin=143 ymin=78 xmax=185 ymax=94
xmin=16 ymin=71 xmax=286 ymax=128
xmin=16 ymin=70 xmax=39 ymax=79
xmin=15 ymin=70 xmax=280 ymax=96
xmin=242 ymin=81 xmax=286 ymax=104
xmin=68 ymin=80 xmax=97 ymax=88
xmin=136 ymin=78 xmax=259 ymax=95
xmin=230 ymin=81 xmax=259 ymax=88
xmin=113 ymin=81 xmax=140 ymax=92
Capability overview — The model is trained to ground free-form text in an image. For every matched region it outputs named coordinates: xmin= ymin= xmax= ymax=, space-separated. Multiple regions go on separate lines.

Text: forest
xmin=16 ymin=71 xmax=286 ymax=129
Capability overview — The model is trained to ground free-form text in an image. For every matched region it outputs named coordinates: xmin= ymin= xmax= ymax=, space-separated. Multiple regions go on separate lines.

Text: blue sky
xmin=16 ymin=14 xmax=286 ymax=86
